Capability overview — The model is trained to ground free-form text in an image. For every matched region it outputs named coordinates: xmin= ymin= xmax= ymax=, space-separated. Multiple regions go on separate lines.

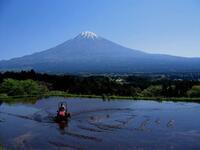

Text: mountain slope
xmin=1 ymin=31 xmax=200 ymax=73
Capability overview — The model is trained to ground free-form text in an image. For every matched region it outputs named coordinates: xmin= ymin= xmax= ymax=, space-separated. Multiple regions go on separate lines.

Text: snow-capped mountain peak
xmin=1 ymin=31 xmax=200 ymax=73
xmin=75 ymin=31 xmax=99 ymax=40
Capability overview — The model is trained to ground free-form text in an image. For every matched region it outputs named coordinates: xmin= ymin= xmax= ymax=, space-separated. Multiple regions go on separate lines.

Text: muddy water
xmin=1 ymin=98 xmax=200 ymax=150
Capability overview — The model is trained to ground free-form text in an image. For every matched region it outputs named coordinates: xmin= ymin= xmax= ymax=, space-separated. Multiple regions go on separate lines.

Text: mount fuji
xmin=1 ymin=31 xmax=200 ymax=73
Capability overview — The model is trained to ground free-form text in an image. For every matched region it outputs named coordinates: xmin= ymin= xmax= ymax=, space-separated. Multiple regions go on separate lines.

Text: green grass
xmin=1 ymin=91 xmax=200 ymax=103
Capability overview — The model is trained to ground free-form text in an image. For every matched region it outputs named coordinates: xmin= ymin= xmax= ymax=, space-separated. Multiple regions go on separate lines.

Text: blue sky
xmin=0 ymin=0 xmax=200 ymax=60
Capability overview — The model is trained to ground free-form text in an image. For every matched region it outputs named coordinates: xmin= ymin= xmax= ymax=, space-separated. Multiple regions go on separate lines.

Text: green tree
xmin=187 ymin=85 xmax=200 ymax=98
xmin=0 ymin=78 xmax=48 ymax=96
xmin=140 ymin=85 xmax=162 ymax=97
xmin=0 ymin=78 xmax=24 ymax=96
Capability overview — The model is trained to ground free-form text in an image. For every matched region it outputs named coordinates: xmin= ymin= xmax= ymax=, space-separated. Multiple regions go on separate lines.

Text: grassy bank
xmin=1 ymin=91 xmax=200 ymax=103
xmin=1 ymin=76 xmax=200 ymax=103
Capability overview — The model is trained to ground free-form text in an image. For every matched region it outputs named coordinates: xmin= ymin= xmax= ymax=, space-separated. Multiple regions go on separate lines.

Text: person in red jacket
xmin=56 ymin=102 xmax=71 ymax=120
xmin=58 ymin=103 xmax=67 ymax=116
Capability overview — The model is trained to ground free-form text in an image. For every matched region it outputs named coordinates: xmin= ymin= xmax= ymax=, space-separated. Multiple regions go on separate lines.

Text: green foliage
xmin=0 ymin=78 xmax=48 ymax=96
xmin=187 ymin=85 xmax=200 ymax=98
xmin=140 ymin=85 xmax=162 ymax=97
xmin=0 ymin=93 xmax=9 ymax=99
xmin=0 ymin=71 xmax=199 ymax=98
xmin=0 ymin=144 xmax=3 ymax=150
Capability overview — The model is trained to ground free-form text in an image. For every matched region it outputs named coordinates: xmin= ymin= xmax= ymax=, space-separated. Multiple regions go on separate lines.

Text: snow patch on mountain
xmin=75 ymin=31 xmax=99 ymax=40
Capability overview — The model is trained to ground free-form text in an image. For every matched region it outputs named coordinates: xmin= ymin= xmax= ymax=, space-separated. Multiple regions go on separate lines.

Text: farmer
xmin=58 ymin=103 xmax=67 ymax=116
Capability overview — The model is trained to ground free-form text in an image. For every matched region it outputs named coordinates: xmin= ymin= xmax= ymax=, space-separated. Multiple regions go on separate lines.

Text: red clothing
xmin=59 ymin=111 xmax=65 ymax=116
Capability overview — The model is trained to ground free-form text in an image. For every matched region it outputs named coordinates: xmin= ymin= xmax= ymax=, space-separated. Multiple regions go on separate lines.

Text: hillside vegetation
xmin=0 ymin=70 xmax=200 ymax=101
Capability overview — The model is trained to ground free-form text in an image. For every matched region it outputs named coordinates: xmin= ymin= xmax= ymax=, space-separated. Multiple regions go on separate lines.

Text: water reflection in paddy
xmin=0 ymin=97 xmax=200 ymax=149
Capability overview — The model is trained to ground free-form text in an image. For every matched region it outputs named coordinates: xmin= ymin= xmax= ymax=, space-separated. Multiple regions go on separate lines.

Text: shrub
xmin=0 ymin=78 xmax=48 ymax=96
xmin=140 ymin=85 xmax=162 ymax=97
xmin=187 ymin=85 xmax=200 ymax=98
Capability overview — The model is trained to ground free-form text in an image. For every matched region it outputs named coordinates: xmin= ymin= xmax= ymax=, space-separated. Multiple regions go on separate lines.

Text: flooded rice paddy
xmin=1 ymin=97 xmax=200 ymax=149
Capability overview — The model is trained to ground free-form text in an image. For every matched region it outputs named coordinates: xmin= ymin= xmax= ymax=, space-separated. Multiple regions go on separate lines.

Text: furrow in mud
xmin=71 ymin=108 xmax=134 ymax=117
xmin=0 ymin=118 xmax=5 ymax=122
xmin=115 ymin=116 xmax=135 ymax=126
xmin=0 ymin=111 xmax=34 ymax=121
xmin=14 ymin=132 xmax=33 ymax=150
xmin=155 ymin=118 xmax=161 ymax=125
xmin=167 ymin=120 xmax=175 ymax=128
xmin=115 ymin=120 xmax=125 ymax=123
xmin=64 ymin=131 xmax=102 ymax=142
xmin=89 ymin=122 xmax=123 ymax=131
xmin=135 ymin=119 xmax=151 ymax=131
xmin=48 ymin=140 xmax=83 ymax=150
xmin=0 ymin=111 xmax=55 ymax=124
xmin=77 ymin=125 xmax=103 ymax=132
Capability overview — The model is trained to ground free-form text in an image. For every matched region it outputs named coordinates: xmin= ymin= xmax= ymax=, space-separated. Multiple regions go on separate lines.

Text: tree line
xmin=0 ymin=70 xmax=200 ymax=98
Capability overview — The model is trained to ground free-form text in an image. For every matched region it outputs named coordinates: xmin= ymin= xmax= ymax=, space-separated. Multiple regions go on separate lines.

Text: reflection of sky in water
xmin=1 ymin=98 xmax=200 ymax=149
